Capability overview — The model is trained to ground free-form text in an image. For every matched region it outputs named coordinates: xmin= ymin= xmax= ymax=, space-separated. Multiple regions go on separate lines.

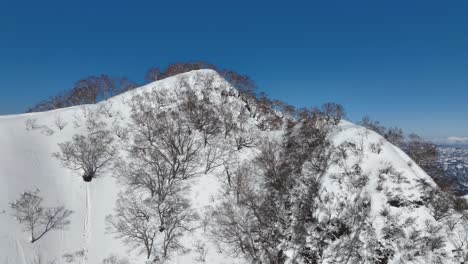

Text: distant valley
xmin=437 ymin=144 xmax=468 ymax=194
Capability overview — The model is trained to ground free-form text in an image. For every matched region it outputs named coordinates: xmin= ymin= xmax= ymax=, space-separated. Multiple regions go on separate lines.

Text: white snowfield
xmin=0 ymin=70 xmax=463 ymax=263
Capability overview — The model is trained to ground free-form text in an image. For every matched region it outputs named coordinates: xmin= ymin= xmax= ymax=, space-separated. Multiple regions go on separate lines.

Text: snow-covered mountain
xmin=1 ymin=70 xmax=466 ymax=263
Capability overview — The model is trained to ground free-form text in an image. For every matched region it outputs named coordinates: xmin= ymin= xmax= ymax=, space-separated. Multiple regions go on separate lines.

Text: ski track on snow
xmin=82 ymin=184 xmax=91 ymax=264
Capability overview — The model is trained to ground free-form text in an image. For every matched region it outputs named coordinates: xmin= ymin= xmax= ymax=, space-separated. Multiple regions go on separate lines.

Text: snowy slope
xmin=0 ymin=70 xmax=464 ymax=263
xmin=0 ymin=71 xmax=247 ymax=264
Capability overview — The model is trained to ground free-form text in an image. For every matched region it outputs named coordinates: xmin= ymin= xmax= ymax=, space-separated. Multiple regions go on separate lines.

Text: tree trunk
xmin=82 ymin=173 xmax=93 ymax=182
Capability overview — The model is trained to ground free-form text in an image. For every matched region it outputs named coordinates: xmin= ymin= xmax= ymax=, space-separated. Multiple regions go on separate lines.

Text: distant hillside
xmin=437 ymin=145 xmax=468 ymax=194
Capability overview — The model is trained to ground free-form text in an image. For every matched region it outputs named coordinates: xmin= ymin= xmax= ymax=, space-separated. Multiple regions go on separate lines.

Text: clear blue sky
xmin=0 ymin=0 xmax=467 ymax=140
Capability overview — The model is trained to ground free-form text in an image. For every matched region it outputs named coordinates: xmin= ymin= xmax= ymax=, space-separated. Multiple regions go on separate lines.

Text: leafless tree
xmin=423 ymin=220 xmax=446 ymax=251
xmin=53 ymin=116 xmax=117 ymax=182
xmin=211 ymin=162 xmax=287 ymax=263
xmin=107 ymin=191 xmax=198 ymax=261
xmin=97 ymin=102 xmax=116 ymax=118
xmin=106 ymin=192 xmax=158 ymax=260
xmin=54 ymin=115 xmax=68 ymax=131
xmin=447 ymin=218 xmax=468 ymax=252
xmin=158 ymin=62 xmax=214 ymax=80
xmin=159 ymin=195 xmax=199 ymax=259
xmin=27 ymin=74 xmax=136 ymax=113
xmin=219 ymin=106 xmax=237 ymax=138
xmin=118 ymin=111 xmax=199 ymax=196
xmin=111 ymin=94 xmax=201 ymax=260
xmin=145 ymin=67 xmax=161 ymax=83
xmin=203 ymin=142 xmax=230 ymax=174
xmin=428 ymin=190 xmax=453 ymax=221
xmin=219 ymin=69 xmax=256 ymax=100
xmin=234 ymin=133 xmax=255 ymax=150
xmin=233 ymin=108 xmax=256 ymax=150
xmin=10 ymin=189 xmax=73 ymax=243
xmin=179 ymin=88 xmax=222 ymax=147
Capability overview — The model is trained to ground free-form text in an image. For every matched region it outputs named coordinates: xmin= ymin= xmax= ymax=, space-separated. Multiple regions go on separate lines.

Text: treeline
xmin=26 ymin=61 xmax=261 ymax=113
xmin=26 ymin=75 xmax=138 ymax=112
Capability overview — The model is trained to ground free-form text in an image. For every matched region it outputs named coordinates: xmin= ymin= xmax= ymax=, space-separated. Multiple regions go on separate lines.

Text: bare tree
xmin=179 ymin=88 xmax=222 ymax=147
xmin=447 ymin=218 xmax=468 ymax=252
xmin=111 ymin=94 xmax=201 ymax=261
xmin=428 ymin=190 xmax=453 ymax=221
xmin=10 ymin=189 xmax=73 ymax=243
xmin=233 ymin=108 xmax=255 ymax=150
xmin=145 ymin=67 xmax=161 ymax=83
xmin=234 ymin=133 xmax=255 ymax=150
xmin=54 ymin=115 xmax=68 ymax=131
xmin=203 ymin=142 xmax=230 ymax=174
xmin=219 ymin=69 xmax=256 ymax=100
xmin=118 ymin=111 xmax=200 ymax=197
xmin=158 ymin=62 xmax=214 ymax=80
xmin=211 ymin=162 xmax=287 ymax=263
xmin=423 ymin=220 xmax=446 ymax=251
xmin=219 ymin=106 xmax=237 ymax=138
xmin=53 ymin=116 xmax=117 ymax=182
xmin=120 ymin=95 xmax=201 ymax=195
xmin=27 ymin=74 xmax=136 ymax=113
xmin=106 ymin=192 xmax=158 ymax=260
xmin=107 ymin=192 xmax=197 ymax=261
xmin=159 ymin=195 xmax=199 ymax=259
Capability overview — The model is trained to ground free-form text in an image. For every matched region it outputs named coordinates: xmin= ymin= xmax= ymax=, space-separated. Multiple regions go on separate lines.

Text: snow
xmin=0 ymin=69 xmax=462 ymax=263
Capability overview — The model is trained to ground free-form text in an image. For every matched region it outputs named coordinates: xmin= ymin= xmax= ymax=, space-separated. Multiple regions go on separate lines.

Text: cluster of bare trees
xmin=26 ymin=61 xmax=262 ymax=117
xmin=211 ymin=104 xmax=344 ymax=263
xmin=359 ymin=112 xmax=468 ymax=246
xmin=27 ymin=75 xmax=137 ymax=113
xmin=144 ymin=62 xmax=216 ymax=83
xmin=358 ymin=117 xmax=468 ymax=262
xmin=106 ymin=91 xmax=203 ymax=261
xmin=359 ymin=117 xmax=404 ymax=147
xmin=180 ymin=89 xmax=221 ymax=147
xmin=104 ymin=72 xmax=278 ymax=261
